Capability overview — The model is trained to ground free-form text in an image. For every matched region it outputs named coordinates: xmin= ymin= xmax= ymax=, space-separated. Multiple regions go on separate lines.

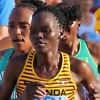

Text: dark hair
xmin=57 ymin=2 xmax=81 ymax=21
xmin=56 ymin=2 xmax=81 ymax=37
xmin=15 ymin=0 xmax=46 ymax=11
xmin=32 ymin=4 xmax=81 ymax=33
xmin=33 ymin=5 xmax=71 ymax=32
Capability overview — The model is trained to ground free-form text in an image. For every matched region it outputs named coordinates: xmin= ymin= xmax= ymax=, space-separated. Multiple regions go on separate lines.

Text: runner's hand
xmin=88 ymin=84 xmax=100 ymax=100
xmin=21 ymin=82 xmax=47 ymax=100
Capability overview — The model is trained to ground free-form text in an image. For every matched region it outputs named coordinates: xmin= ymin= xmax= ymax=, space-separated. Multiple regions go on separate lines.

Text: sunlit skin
xmin=0 ymin=10 xmax=100 ymax=100
xmin=58 ymin=4 xmax=100 ymax=100
xmin=8 ymin=7 xmax=34 ymax=52
xmin=56 ymin=1 xmax=100 ymax=99
xmin=59 ymin=14 xmax=100 ymax=75
xmin=0 ymin=6 xmax=35 ymax=100
xmin=0 ymin=7 xmax=34 ymax=59
xmin=58 ymin=11 xmax=100 ymax=100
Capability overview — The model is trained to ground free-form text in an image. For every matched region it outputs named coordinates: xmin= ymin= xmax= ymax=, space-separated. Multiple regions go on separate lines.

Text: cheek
xmin=47 ymin=36 xmax=58 ymax=47
xmin=8 ymin=29 xmax=14 ymax=39
xmin=69 ymin=26 xmax=78 ymax=38
xmin=8 ymin=28 xmax=13 ymax=35
xmin=22 ymin=28 xmax=30 ymax=34
xmin=70 ymin=28 xmax=75 ymax=34
xmin=22 ymin=29 xmax=30 ymax=37
xmin=24 ymin=34 xmax=31 ymax=41
xmin=70 ymin=24 xmax=78 ymax=32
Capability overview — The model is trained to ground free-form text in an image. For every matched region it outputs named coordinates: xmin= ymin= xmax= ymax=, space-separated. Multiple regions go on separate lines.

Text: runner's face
xmin=62 ymin=21 xmax=80 ymax=43
xmin=8 ymin=7 xmax=33 ymax=51
xmin=30 ymin=11 xmax=62 ymax=53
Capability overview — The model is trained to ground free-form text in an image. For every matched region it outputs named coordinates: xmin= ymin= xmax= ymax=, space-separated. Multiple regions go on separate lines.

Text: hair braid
xmin=33 ymin=5 xmax=70 ymax=32
xmin=56 ymin=3 xmax=81 ymax=32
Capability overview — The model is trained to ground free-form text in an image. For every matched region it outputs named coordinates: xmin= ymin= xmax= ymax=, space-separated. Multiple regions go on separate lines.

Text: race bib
xmin=32 ymin=96 xmax=68 ymax=100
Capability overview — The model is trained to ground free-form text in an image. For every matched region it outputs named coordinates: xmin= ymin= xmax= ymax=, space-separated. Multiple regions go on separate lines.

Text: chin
xmin=14 ymin=46 xmax=24 ymax=51
xmin=35 ymin=48 xmax=50 ymax=54
xmin=35 ymin=50 xmax=47 ymax=54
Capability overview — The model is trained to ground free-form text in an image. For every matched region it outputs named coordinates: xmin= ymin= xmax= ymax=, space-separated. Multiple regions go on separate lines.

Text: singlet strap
xmin=0 ymin=48 xmax=14 ymax=72
xmin=75 ymin=39 xmax=98 ymax=77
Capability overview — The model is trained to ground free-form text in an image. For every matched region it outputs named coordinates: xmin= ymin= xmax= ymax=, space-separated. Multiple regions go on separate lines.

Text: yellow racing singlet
xmin=17 ymin=51 xmax=77 ymax=100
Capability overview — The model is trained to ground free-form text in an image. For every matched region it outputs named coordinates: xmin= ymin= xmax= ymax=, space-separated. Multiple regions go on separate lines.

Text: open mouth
xmin=13 ymin=38 xmax=24 ymax=43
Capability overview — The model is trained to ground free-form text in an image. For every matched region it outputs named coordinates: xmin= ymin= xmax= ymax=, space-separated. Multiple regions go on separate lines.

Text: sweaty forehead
xmin=9 ymin=7 xmax=34 ymax=23
xmin=32 ymin=11 xmax=59 ymax=27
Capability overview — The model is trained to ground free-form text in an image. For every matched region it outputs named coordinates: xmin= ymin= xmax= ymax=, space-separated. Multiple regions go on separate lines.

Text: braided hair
xmin=56 ymin=3 xmax=81 ymax=29
xmin=32 ymin=2 xmax=81 ymax=32
xmin=68 ymin=5 xmax=81 ymax=21
xmin=68 ymin=5 xmax=81 ymax=38
xmin=15 ymin=0 xmax=46 ymax=11
xmin=56 ymin=3 xmax=81 ymax=37
xmin=57 ymin=2 xmax=81 ymax=21
xmin=32 ymin=5 xmax=70 ymax=32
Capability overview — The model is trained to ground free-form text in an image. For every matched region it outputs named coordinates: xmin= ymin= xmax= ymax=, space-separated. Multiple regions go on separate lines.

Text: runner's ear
xmin=58 ymin=29 xmax=64 ymax=39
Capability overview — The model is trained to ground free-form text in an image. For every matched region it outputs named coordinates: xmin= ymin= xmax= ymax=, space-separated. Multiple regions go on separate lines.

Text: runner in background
xmin=57 ymin=2 xmax=100 ymax=99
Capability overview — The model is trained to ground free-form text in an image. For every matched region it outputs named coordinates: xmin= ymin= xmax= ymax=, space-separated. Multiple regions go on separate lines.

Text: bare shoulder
xmin=8 ymin=53 xmax=28 ymax=66
xmin=70 ymin=56 xmax=89 ymax=74
xmin=86 ymin=41 xmax=100 ymax=59
xmin=4 ymin=53 xmax=29 ymax=79
xmin=70 ymin=56 xmax=95 ymax=84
